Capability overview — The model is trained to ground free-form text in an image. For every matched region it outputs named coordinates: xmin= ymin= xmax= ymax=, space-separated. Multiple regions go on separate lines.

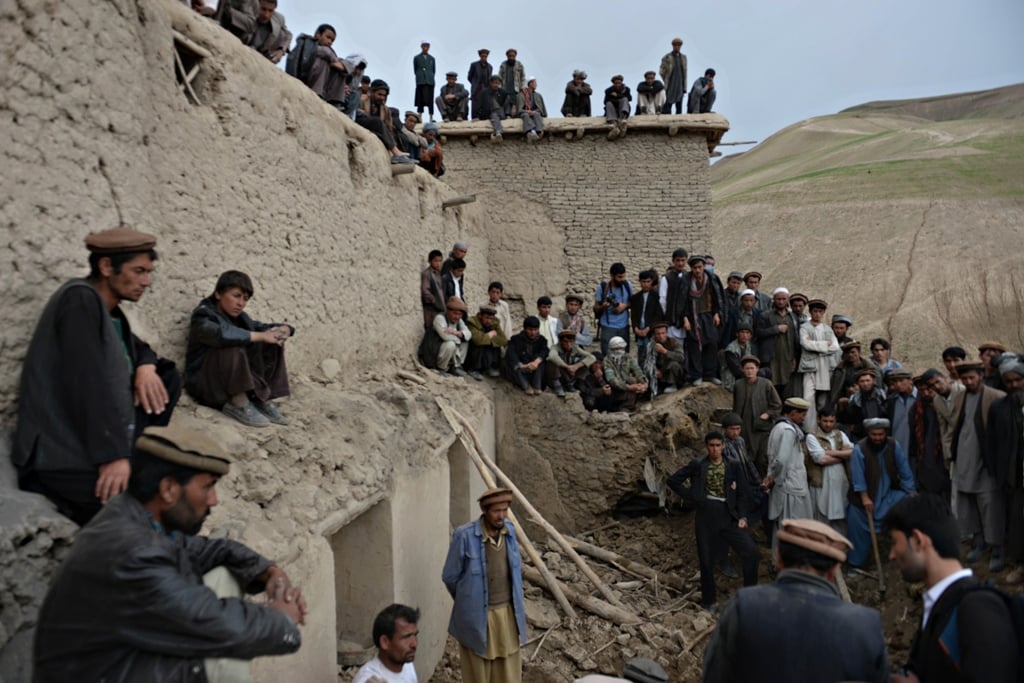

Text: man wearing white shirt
xmin=535 ymin=296 xmax=561 ymax=349
xmin=352 ymin=604 xmax=420 ymax=683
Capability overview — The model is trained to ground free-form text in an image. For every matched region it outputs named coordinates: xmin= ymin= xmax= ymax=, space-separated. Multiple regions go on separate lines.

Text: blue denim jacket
xmin=441 ymin=518 xmax=528 ymax=655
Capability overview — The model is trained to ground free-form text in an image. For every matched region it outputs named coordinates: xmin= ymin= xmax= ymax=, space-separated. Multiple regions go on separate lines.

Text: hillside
xmin=711 ymin=84 xmax=1024 ymax=367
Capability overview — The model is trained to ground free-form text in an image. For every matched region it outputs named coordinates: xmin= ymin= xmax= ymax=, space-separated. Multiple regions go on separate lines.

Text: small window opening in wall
xmin=172 ymin=29 xmax=211 ymax=105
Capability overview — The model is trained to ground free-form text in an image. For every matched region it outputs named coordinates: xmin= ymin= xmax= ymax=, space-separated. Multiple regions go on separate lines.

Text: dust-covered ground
xmin=409 ymin=510 xmax=1020 ymax=682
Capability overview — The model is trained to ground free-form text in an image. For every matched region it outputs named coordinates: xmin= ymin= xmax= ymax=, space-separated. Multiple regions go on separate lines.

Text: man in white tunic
xmin=799 ymin=299 xmax=840 ymax=430
xmin=765 ymin=397 xmax=814 ymax=528
xmin=805 ymin=407 xmax=853 ymax=532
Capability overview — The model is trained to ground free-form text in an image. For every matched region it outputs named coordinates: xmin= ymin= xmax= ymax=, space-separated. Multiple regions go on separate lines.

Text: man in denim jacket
xmin=442 ymin=487 xmax=528 ymax=682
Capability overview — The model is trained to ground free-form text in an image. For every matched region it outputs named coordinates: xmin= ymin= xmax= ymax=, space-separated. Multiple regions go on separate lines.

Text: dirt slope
xmin=712 ymin=84 xmax=1024 ymax=367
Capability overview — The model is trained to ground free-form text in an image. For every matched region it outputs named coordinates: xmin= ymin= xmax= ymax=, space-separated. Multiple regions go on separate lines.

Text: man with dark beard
xmin=986 ymin=355 xmax=1024 ymax=584
xmin=34 ymin=426 xmax=306 ymax=682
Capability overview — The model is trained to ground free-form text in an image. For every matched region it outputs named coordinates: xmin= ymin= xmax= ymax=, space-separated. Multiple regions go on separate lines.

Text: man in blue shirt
xmin=594 ymin=262 xmax=632 ymax=357
xmin=442 ymin=487 xmax=528 ymax=683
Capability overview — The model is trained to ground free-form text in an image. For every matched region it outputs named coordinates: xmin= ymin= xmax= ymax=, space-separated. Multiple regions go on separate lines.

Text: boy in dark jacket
xmin=185 ymin=270 xmax=293 ymax=427
xmin=668 ymin=431 xmax=760 ymax=609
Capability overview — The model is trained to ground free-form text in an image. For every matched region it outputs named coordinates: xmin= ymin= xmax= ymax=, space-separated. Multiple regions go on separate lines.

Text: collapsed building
xmin=0 ymin=1 xmax=729 ymax=680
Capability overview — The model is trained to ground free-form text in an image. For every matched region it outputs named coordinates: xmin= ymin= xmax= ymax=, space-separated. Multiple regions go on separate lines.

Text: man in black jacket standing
xmin=887 ymin=493 xmax=1018 ymax=683
xmin=668 ymin=431 xmax=759 ymax=610
xmin=34 ymin=425 xmax=306 ymax=682
xmin=12 ymin=227 xmax=180 ymax=526
xmin=704 ymin=518 xmax=890 ymax=683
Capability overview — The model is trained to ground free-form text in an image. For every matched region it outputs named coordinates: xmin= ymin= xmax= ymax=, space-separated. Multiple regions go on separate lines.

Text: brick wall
xmin=438 ymin=118 xmax=724 ymax=308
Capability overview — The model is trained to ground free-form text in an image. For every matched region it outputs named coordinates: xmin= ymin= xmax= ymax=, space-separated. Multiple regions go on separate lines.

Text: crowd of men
xmin=186 ymin=2 xmax=718 ymax=160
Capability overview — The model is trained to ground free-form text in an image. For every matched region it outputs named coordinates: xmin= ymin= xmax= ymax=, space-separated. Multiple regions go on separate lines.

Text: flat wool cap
xmin=841 ymin=341 xmax=862 ymax=352
xmin=978 ymin=341 xmax=1007 ymax=353
xmin=721 ymin=412 xmax=742 ymax=428
xmin=557 ymin=329 xmax=577 ymax=339
xmin=956 ymin=361 xmax=985 ymax=375
xmin=784 ymin=397 xmax=810 ymax=410
xmin=743 ymin=271 xmax=762 ymax=281
xmin=808 ymin=298 xmax=828 ymax=310
xmin=831 ymin=315 xmax=853 ymax=326
xmin=884 ymin=368 xmax=913 ymax=380
xmin=478 ymin=487 xmax=513 ymax=509
xmin=777 ymin=518 xmax=853 ymax=563
xmin=650 ymin=321 xmax=669 ymax=331
xmin=740 ymin=354 xmax=761 ymax=367
xmin=85 ymin=227 xmax=157 ymax=254
xmin=727 ymin=271 xmax=745 ymax=281
xmin=445 ymin=297 xmax=467 ymax=312
xmin=789 ymin=293 xmax=809 ymax=304
xmin=135 ymin=426 xmax=233 ymax=475
xmin=478 ymin=305 xmax=497 ymax=315
xmin=565 ymin=294 xmax=584 ymax=304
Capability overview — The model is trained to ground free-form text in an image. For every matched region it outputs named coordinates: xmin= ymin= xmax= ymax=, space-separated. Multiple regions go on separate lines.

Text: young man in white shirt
xmin=352 ymin=604 xmax=420 ymax=683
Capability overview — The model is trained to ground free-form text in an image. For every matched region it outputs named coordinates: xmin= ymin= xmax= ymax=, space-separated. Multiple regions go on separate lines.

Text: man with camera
xmin=594 ymin=263 xmax=632 ymax=357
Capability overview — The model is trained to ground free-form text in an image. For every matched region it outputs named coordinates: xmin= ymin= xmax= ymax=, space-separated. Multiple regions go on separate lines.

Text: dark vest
xmin=849 ymin=437 xmax=900 ymax=507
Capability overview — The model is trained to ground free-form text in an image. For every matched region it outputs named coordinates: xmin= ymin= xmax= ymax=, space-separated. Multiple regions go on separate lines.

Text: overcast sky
xmin=273 ymin=0 xmax=1024 ymax=150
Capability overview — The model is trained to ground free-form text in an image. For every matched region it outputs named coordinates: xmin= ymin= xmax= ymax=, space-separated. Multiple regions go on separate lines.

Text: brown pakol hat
xmin=776 ymin=518 xmax=853 ymax=563
xmin=446 ymin=297 xmax=467 ymax=312
xmin=956 ymin=360 xmax=985 ymax=375
xmin=739 ymin=354 xmax=761 ymax=367
xmin=85 ymin=226 xmax=157 ymax=254
xmin=978 ymin=341 xmax=1007 ymax=353
xmin=557 ymin=329 xmax=577 ymax=340
xmin=478 ymin=487 xmax=513 ymax=509
xmin=135 ymin=426 xmax=233 ymax=475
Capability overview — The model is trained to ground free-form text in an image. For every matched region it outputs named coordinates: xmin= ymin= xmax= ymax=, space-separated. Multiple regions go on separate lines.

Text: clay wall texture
xmin=440 ymin=128 xmax=714 ymax=308
xmin=0 ymin=1 xmax=493 ymax=680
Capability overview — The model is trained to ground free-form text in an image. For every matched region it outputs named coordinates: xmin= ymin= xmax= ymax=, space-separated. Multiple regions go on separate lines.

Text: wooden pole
xmin=564 ymin=534 xmax=690 ymax=593
xmin=436 ymin=398 xmax=632 ymax=612
xmin=521 ymin=566 xmax=641 ymax=626
xmin=434 ymin=398 xmax=577 ymax=620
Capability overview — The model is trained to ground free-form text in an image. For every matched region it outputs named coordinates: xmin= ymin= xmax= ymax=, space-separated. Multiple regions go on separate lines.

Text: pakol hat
xmin=807 ymin=298 xmax=828 ymax=311
xmin=743 ymin=271 xmax=762 ymax=281
xmin=978 ymin=341 xmax=1007 ymax=353
xmin=956 ymin=360 xmax=985 ymax=375
xmin=855 ymin=367 xmax=878 ymax=379
xmin=369 ymin=78 xmax=389 ymax=93
xmin=478 ymin=305 xmax=497 ymax=315
xmin=445 ymin=70 xmax=458 ymax=77
xmin=135 ymin=426 xmax=233 ymax=476
xmin=445 ymin=297 xmax=467 ymax=312
xmin=831 ymin=314 xmax=853 ymax=327
xmin=789 ymin=293 xmax=809 ymax=304
xmin=841 ymin=341 xmax=861 ymax=352
xmin=687 ymin=254 xmax=706 ymax=266
xmin=478 ymin=487 xmax=513 ymax=509
xmin=557 ymin=329 xmax=577 ymax=340
xmin=650 ymin=321 xmax=670 ymax=331
xmin=739 ymin=354 xmax=761 ymax=367
xmin=721 ymin=412 xmax=742 ymax=428
xmin=784 ymin=397 xmax=810 ymax=410
xmin=404 ymin=110 xmax=421 ymax=122
xmin=776 ymin=518 xmax=853 ymax=563
xmin=727 ymin=271 xmax=745 ymax=281
xmin=884 ymin=368 xmax=913 ymax=381
xmin=85 ymin=226 xmax=157 ymax=254
xmin=565 ymin=294 xmax=584 ymax=304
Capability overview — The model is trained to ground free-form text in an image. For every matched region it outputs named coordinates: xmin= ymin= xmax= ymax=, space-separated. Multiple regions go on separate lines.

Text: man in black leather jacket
xmin=34 ymin=426 xmax=305 ymax=682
